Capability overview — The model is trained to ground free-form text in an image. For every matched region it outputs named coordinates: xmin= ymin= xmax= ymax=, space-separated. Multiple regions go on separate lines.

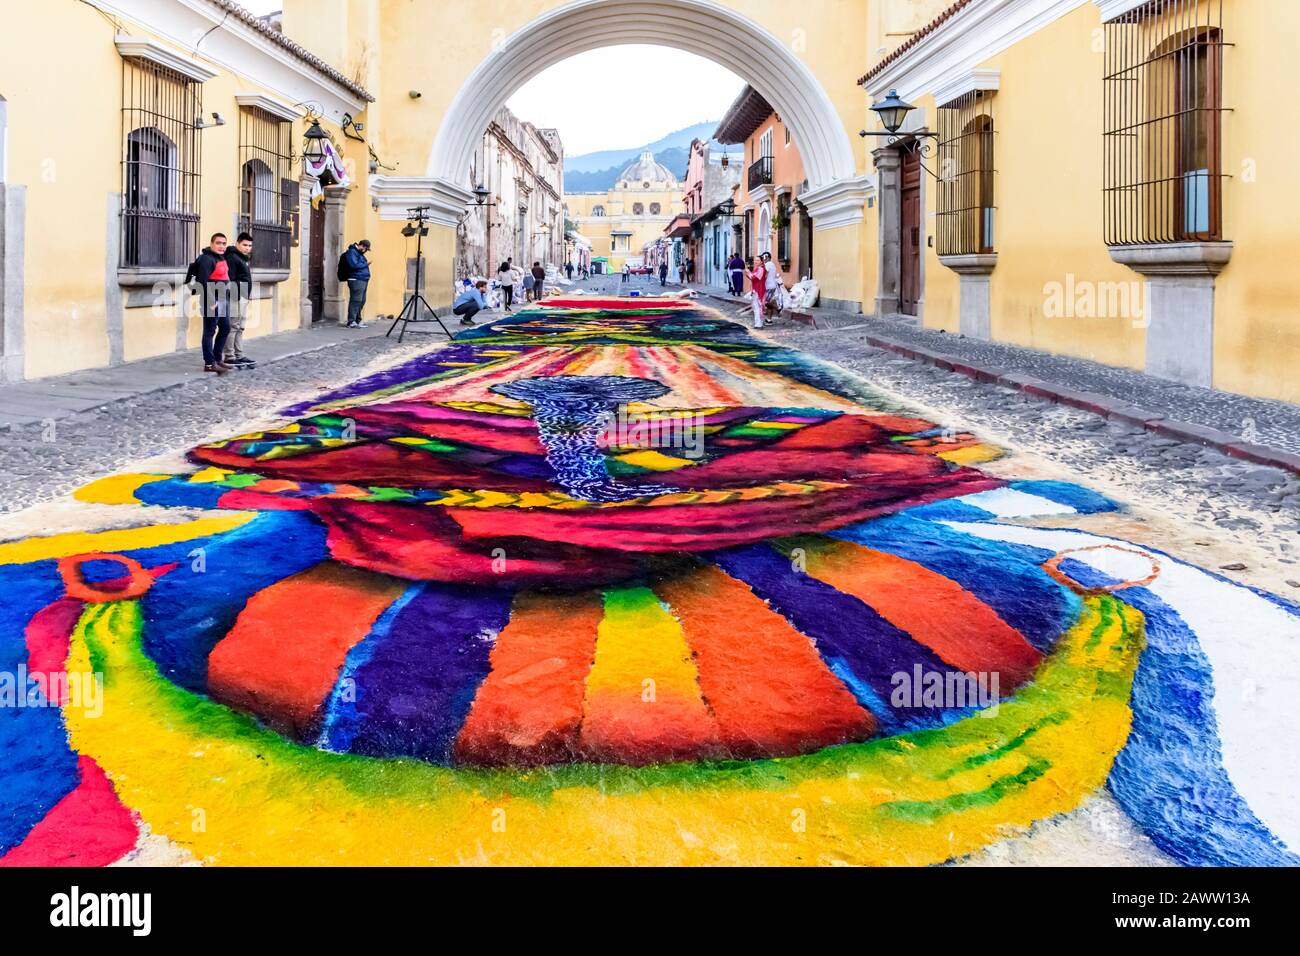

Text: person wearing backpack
xmin=187 ymin=233 xmax=234 ymax=374
xmin=337 ymin=239 xmax=371 ymax=327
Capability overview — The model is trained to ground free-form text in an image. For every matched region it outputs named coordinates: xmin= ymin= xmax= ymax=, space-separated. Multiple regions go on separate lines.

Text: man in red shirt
xmin=188 ymin=233 xmax=234 ymax=374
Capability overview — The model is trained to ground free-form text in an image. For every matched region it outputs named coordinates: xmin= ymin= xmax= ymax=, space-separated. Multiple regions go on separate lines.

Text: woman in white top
xmin=496 ymin=261 xmax=514 ymax=311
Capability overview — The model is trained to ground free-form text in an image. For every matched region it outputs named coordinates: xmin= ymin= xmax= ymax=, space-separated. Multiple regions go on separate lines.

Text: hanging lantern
xmin=303 ymin=119 xmax=328 ymax=164
xmin=870 ymin=89 xmax=915 ymax=135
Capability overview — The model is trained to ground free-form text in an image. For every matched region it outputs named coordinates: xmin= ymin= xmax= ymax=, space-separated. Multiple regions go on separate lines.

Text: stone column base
xmin=1109 ymin=241 xmax=1233 ymax=388
xmin=939 ymin=252 xmax=998 ymax=340
xmin=0 ymin=183 xmax=26 ymax=383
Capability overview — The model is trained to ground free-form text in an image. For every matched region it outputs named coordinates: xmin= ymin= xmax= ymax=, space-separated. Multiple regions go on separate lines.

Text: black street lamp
xmin=302 ymin=118 xmax=328 ymax=164
xmin=870 ymin=89 xmax=915 ymax=134
xmin=859 ymin=88 xmax=940 ymax=178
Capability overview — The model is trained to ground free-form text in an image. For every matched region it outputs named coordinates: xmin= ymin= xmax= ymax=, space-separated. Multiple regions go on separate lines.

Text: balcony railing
xmin=748 ymin=156 xmax=773 ymax=191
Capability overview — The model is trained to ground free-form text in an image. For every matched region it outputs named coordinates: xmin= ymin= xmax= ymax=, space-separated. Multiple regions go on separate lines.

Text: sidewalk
xmin=0 ymin=321 xmax=390 ymax=430
xmin=698 ymin=290 xmax=1300 ymax=476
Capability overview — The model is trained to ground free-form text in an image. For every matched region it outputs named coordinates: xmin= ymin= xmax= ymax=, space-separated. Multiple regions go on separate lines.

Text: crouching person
xmin=452 ymin=280 xmax=489 ymax=326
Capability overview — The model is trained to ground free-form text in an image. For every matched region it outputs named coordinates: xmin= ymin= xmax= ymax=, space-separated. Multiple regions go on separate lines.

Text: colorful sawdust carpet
xmin=1 ymin=297 xmax=1297 ymax=865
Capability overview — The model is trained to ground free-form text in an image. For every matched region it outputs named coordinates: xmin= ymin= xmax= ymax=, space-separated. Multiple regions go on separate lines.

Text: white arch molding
xmin=371 ymin=0 xmax=869 ymax=227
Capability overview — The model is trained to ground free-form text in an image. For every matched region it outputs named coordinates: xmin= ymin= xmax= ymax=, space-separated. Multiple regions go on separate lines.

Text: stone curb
xmin=826 ymin=323 xmax=1300 ymax=478
xmin=609 ymin=289 xmax=1298 ymax=478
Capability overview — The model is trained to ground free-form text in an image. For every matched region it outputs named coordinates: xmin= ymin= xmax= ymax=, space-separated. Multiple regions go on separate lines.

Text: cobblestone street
xmin=4 ymin=274 xmax=1297 ymax=583
xmin=3 ymin=286 xmax=1299 ymax=871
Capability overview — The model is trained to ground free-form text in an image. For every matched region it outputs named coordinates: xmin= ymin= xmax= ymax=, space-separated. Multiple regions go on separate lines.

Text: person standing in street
xmin=658 ymin=260 xmax=668 ymax=286
xmin=565 ymin=261 xmax=574 ymax=280
xmin=496 ymin=260 xmax=514 ymax=311
xmin=188 ymin=232 xmax=234 ymax=375
xmin=728 ymin=252 xmax=745 ymax=297
xmin=522 ymin=269 xmax=535 ymax=301
xmin=223 ymin=232 xmax=256 ymax=368
xmin=453 ymin=279 xmax=489 ymax=326
xmin=621 ymin=263 xmax=630 ymax=285
xmin=760 ymin=251 xmax=781 ymax=319
xmin=531 ymin=261 xmax=546 ymax=300
xmin=338 ymin=239 xmax=371 ymax=327
xmin=748 ymin=254 xmax=768 ymax=329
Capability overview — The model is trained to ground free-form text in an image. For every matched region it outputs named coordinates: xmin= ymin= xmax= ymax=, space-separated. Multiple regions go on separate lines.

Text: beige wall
xmin=901 ymin=0 xmax=1300 ymax=402
xmin=0 ymin=1 xmax=367 ymax=380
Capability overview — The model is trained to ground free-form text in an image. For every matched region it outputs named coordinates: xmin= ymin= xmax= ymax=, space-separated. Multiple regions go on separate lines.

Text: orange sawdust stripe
xmin=453 ymin=591 xmax=604 ymax=766
xmin=206 ymin=563 xmax=408 ymax=738
xmin=654 ymin=563 xmax=877 ymax=757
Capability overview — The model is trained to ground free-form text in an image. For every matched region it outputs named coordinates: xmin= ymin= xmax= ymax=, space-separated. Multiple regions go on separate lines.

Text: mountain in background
xmin=564 ymin=120 xmax=739 ymax=193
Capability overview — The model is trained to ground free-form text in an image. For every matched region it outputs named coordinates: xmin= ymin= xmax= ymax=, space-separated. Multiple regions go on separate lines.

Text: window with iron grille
xmin=238 ymin=106 xmax=295 ymax=270
xmin=936 ymin=90 xmax=996 ymax=256
xmin=121 ymin=58 xmax=201 ymax=268
xmin=1103 ymin=0 xmax=1228 ymax=245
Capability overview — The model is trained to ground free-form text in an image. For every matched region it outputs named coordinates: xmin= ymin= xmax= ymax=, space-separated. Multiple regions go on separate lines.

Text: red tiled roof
xmin=857 ymin=0 xmax=974 ymax=87
xmin=206 ymin=1 xmax=375 ymax=102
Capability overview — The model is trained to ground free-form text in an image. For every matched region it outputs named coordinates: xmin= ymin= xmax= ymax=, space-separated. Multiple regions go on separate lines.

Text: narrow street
xmin=2 ymin=291 xmax=1296 ymax=868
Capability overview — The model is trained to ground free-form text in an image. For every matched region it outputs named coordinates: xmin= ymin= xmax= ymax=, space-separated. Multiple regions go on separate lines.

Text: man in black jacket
xmin=188 ymin=233 xmax=234 ymax=374
xmin=223 ymin=232 xmax=256 ymax=368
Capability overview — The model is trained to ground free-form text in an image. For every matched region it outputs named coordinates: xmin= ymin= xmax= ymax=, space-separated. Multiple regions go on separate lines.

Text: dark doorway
xmin=900 ymin=145 xmax=922 ymax=316
xmin=308 ymin=200 xmax=325 ymax=322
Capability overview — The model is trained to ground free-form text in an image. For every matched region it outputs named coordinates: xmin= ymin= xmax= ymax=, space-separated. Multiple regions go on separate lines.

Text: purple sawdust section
xmin=343 ymin=582 xmax=514 ymax=764
xmin=709 ymin=544 xmax=952 ymax=734
xmin=280 ymin=342 xmax=524 ymax=416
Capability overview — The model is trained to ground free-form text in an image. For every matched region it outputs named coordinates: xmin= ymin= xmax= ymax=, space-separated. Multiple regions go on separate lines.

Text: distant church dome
xmin=617 ymin=150 xmax=677 ymax=189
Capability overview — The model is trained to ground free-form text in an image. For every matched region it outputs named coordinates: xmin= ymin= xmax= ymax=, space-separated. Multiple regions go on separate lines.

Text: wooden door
xmin=308 ymin=201 xmax=325 ymax=323
xmin=900 ymin=146 xmax=922 ymax=316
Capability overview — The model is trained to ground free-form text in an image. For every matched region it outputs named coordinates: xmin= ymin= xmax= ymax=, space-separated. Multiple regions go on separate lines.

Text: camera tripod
xmin=386 ymin=205 xmax=453 ymax=343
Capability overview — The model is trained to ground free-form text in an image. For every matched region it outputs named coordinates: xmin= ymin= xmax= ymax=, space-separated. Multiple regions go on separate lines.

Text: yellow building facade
xmin=0 ymin=0 xmax=374 ymax=382
xmin=861 ymin=0 xmax=1300 ymax=403
xmin=3 ymin=0 xmax=1295 ymax=405
xmin=568 ymin=152 xmax=684 ymax=272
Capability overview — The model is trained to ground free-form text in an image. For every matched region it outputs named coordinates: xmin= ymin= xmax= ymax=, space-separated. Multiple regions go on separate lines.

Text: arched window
xmin=936 ymin=91 xmax=996 ymax=256
xmin=237 ymin=105 xmax=295 ymax=269
xmin=633 ymin=203 xmax=645 ymax=215
xmin=592 ymin=205 xmax=606 ymax=217
xmin=123 ymin=125 xmax=194 ymax=267
xmin=119 ymin=55 xmax=202 ymax=269
xmin=1102 ymin=4 xmax=1225 ymax=244
xmin=649 ymin=203 xmax=661 ymax=215
xmin=126 ymin=127 xmax=178 ymax=215
xmin=241 ymin=158 xmax=275 ymax=224
xmin=757 ymin=203 xmax=772 ymax=255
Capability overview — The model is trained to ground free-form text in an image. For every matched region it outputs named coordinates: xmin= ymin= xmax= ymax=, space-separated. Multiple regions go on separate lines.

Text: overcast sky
xmin=506 ymin=47 xmax=745 ymax=156
xmin=233 ymin=5 xmax=744 ymax=157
